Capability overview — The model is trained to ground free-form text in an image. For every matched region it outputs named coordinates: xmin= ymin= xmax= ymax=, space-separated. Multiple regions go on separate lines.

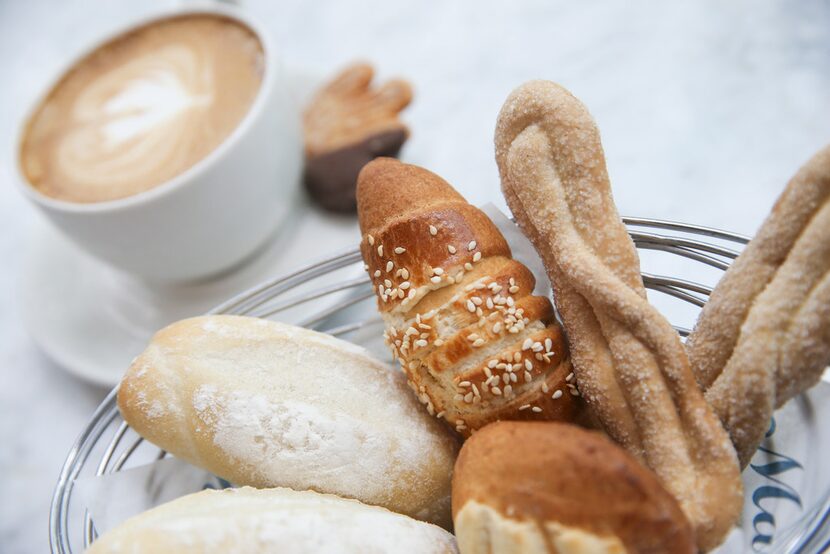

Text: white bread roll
xmin=118 ymin=315 xmax=459 ymax=527
xmin=86 ymin=486 xmax=458 ymax=553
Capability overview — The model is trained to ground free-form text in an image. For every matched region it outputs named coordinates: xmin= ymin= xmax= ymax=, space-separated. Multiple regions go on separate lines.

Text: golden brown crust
xmin=687 ymin=144 xmax=830 ymax=466
xmin=452 ymin=422 xmax=695 ymax=554
xmin=356 ymin=158 xmax=584 ymax=436
xmin=494 ymin=80 xmax=742 ymax=551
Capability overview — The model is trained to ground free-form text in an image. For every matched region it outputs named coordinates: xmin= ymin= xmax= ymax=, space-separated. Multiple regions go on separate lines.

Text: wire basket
xmin=49 ymin=217 xmax=829 ymax=553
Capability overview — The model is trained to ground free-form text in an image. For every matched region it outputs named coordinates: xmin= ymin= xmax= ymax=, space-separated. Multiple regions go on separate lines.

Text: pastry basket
xmin=49 ymin=217 xmax=830 ymax=553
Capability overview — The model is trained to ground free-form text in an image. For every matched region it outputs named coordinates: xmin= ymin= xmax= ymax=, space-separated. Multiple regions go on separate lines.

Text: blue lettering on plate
xmin=749 ymin=418 xmax=804 ymax=551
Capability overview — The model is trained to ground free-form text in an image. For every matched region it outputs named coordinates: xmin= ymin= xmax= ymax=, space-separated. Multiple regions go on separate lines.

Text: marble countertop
xmin=1 ymin=0 xmax=828 ymax=551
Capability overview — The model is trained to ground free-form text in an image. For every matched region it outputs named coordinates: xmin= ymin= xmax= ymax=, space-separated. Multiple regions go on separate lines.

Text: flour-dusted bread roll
xmin=452 ymin=422 xmax=694 ymax=554
xmin=356 ymin=158 xmax=583 ymax=437
xmin=86 ymin=486 xmax=458 ymax=554
xmin=118 ymin=315 xmax=459 ymax=528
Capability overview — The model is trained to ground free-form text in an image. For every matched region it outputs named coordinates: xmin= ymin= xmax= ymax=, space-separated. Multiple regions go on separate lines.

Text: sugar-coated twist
xmin=494 ymin=80 xmax=742 ymax=552
xmin=687 ymin=145 xmax=830 ymax=466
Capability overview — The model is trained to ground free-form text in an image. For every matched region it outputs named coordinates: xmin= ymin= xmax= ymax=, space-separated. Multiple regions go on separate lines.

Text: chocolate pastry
xmin=303 ymin=63 xmax=412 ymax=212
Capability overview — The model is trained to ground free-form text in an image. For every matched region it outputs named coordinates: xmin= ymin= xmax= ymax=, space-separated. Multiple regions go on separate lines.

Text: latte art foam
xmin=21 ymin=15 xmax=263 ymax=203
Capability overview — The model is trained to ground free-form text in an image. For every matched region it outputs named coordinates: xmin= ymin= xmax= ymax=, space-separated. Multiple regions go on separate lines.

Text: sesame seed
xmin=545 ymin=338 xmax=553 ymax=351
xmin=466 ymin=300 xmax=476 ymax=312
xmin=377 ymin=284 xmax=384 ymax=295
xmin=448 ymin=245 xmax=457 ymax=254
xmin=522 ymin=338 xmax=533 ymax=350
xmin=436 ymin=411 xmax=445 ymax=419
xmin=473 ymin=252 xmax=482 ymax=262
xmin=386 ymin=261 xmax=394 ymax=272
xmin=532 ymin=406 xmax=543 ymax=413
xmin=552 ymin=390 xmax=563 ymax=399
xmin=433 ymin=267 xmax=444 ymax=275
xmin=368 ymin=235 xmax=375 ymax=245
xmin=414 ymin=339 xmax=428 ymax=347
xmin=570 ymin=388 xmax=580 ymax=396
xmin=524 ymin=371 xmax=532 ymax=382
xmin=473 ymin=339 xmax=486 ymax=347
xmin=374 ymin=270 xmax=381 ymax=278
xmin=506 ymin=296 xmax=514 ymax=306
xmin=397 ymin=289 xmax=405 ymax=298
xmin=434 ymin=339 xmax=445 ymax=347
xmin=377 ymin=245 xmax=383 ymax=256
xmin=486 ymin=298 xmax=495 ymax=310
xmin=399 ymin=281 xmax=411 ymax=290
xmin=491 ymin=386 xmax=502 ymax=396
xmin=471 ymin=296 xmax=483 ymax=306
xmin=566 ymin=372 xmax=574 ymax=382
xmin=503 ymin=384 xmax=513 ymax=396
xmin=525 ymin=359 xmax=533 ymax=371
xmin=510 ymin=373 xmax=518 ymax=383
xmin=408 ymin=289 xmax=416 ymax=299
xmin=535 ymin=353 xmax=544 ymax=361
xmin=401 ymin=269 xmax=410 ymax=280
xmin=472 ymin=384 xmax=480 ymax=397
xmin=493 ymin=322 xmax=503 ymax=333
xmin=464 ymin=262 xmax=474 ymax=271
xmin=532 ymin=342 xmax=544 ymax=352
xmin=429 ymin=225 xmax=438 ymax=236
xmin=384 ymin=279 xmax=392 ymax=288
xmin=364 ymin=263 xmax=369 ymax=271
xmin=468 ymin=241 xmax=477 ymax=251
xmin=394 ymin=247 xmax=406 ymax=254
xmin=430 ymin=276 xmax=441 ymax=284
xmin=519 ymin=404 xmax=531 ymax=411
xmin=467 ymin=334 xmax=479 ymax=341
xmin=509 ymin=286 xmax=519 ymax=294
xmin=464 ymin=392 xmax=474 ymax=403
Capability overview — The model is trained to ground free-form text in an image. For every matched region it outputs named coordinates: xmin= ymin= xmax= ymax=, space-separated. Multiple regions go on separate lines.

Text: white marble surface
xmin=1 ymin=0 xmax=828 ymax=552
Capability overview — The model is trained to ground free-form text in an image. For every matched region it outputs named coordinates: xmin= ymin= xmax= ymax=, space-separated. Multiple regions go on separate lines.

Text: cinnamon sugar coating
xmin=494 ymin=80 xmax=742 ymax=551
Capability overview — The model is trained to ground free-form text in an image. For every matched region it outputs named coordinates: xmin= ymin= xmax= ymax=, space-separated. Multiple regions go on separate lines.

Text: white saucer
xmin=22 ymin=201 xmax=361 ymax=387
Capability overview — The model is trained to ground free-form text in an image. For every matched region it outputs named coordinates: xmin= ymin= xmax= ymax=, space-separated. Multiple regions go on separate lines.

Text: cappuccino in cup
xmin=20 ymin=14 xmax=264 ymax=203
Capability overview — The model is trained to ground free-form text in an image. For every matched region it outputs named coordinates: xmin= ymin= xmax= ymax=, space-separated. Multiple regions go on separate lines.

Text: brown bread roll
xmin=452 ymin=421 xmax=695 ymax=554
xmin=356 ymin=158 xmax=583 ymax=436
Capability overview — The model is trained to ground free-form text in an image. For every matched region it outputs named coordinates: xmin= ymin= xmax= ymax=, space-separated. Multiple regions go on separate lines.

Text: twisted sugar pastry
xmin=687 ymin=145 xmax=830 ymax=466
xmin=494 ymin=80 xmax=742 ymax=551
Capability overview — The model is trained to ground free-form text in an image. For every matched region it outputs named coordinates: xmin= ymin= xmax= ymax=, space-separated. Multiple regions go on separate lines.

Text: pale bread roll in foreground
xmin=86 ymin=486 xmax=458 ymax=553
xmin=118 ymin=315 xmax=459 ymax=528
xmin=452 ymin=422 xmax=694 ymax=554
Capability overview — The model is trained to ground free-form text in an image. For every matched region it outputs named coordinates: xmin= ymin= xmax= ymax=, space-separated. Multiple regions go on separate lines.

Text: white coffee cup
xmin=14 ymin=5 xmax=301 ymax=282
